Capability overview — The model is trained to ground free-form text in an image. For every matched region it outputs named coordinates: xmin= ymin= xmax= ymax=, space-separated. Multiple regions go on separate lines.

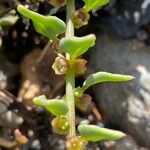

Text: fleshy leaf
xmin=83 ymin=0 xmax=110 ymax=12
xmin=78 ymin=124 xmax=126 ymax=141
xmin=17 ymin=5 xmax=66 ymax=40
xmin=75 ymin=72 xmax=134 ymax=96
xmin=33 ymin=95 xmax=68 ymax=116
xmin=59 ymin=34 xmax=96 ymax=60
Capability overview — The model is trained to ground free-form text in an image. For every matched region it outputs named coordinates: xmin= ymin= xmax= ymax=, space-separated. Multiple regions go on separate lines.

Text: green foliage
xmin=33 ymin=95 xmax=68 ymax=116
xmin=17 ymin=0 xmax=135 ymax=148
xmin=75 ymin=72 xmax=134 ymax=96
xmin=17 ymin=5 xmax=66 ymax=40
xmin=59 ymin=34 xmax=96 ymax=60
xmin=83 ymin=0 xmax=110 ymax=12
xmin=78 ymin=124 xmax=126 ymax=141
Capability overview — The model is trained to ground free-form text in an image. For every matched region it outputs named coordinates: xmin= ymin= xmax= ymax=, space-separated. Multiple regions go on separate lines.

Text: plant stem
xmin=65 ymin=0 xmax=76 ymax=137
xmin=66 ymin=0 xmax=75 ymax=37
xmin=66 ymin=68 xmax=75 ymax=137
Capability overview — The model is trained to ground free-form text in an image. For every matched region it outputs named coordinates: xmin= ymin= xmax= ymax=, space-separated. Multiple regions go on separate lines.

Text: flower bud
xmin=49 ymin=0 xmax=66 ymax=7
xmin=51 ymin=116 xmax=69 ymax=135
xmin=73 ymin=59 xmax=87 ymax=75
xmin=52 ymin=54 xmax=68 ymax=75
xmin=72 ymin=9 xmax=90 ymax=29
xmin=14 ymin=129 xmax=28 ymax=144
xmin=66 ymin=136 xmax=87 ymax=150
xmin=75 ymin=94 xmax=92 ymax=111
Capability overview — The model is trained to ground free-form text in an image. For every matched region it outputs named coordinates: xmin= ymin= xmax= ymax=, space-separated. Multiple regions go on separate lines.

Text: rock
xmin=18 ymin=48 xmax=64 ymax=106
xmin=2 ymin=17 xmax=35 ymax=63
xmin=0 ymin=54 xmax=21 ymax=128
xmin=87 ymin=30 xmax=150 ymax=147
xmin=105 ymin=136 xmax=149 ymax=150
xmin=105 ymin=136 xmax=139 ymax=150
xmin=0 ymin=53 xmax=19 ymax=92
xmin=97 ymin=0 xmax=150 ymax=38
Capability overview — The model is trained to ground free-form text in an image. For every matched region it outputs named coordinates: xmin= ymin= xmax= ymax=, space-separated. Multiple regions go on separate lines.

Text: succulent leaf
xmin=83 ymin=0 xmax=110 ymax=12
xmin=78 ymin=124 xmax=126 ymax=141
xmin=33 ymin=95 xmax=68 ymax=116
xmin=17 ymin=5 xmax=66 ymax=40
xmin=75 ymin=72 xmax=134 ymax=95
xmin=59 ymin=34 xmax=96 ymax=60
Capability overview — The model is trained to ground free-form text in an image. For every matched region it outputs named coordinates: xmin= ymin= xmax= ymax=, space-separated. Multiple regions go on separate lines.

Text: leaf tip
xmin=17 ymin=5 xmax=26 ymax=13
xmin=33 ymin=95 xmax=47 ymax=106
xmin=91 ymin=34 xmax=96 ymax=40
xmin=88 ymin=34 xmax=96 ymax=43
xmin=126 ymin=75 xmax=135 ymax=81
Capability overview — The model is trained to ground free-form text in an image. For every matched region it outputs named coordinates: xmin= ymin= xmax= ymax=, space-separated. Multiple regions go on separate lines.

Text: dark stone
xmin=96 ymin=0 xmax=150 ymax=38
xmin=2 ymin=18 xmax=35 ymax=63
xmin=0 ymin=53 xmax=19 ymax=93
xmin=88 ymin=30 xmax=150 ymax=147
xmin=106 ymin=136 xmax=139 ymax=150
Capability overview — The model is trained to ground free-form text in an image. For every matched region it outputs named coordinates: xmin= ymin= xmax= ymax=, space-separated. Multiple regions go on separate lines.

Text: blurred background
xmin=0 ymin=0 xmax=150 ymax=149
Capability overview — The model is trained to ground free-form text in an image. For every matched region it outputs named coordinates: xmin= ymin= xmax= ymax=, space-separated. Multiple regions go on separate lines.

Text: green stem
xmin=66 ymin=0 xmax=75 ymax=37
xmin=65 ymin=0 xmax=75 ymax=137
xmin=66 ymin=69 xmax=75 ymax=137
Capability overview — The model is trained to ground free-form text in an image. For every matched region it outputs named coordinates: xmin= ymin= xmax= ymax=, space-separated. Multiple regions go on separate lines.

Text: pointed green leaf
xmin=33 ymin=95 xmax=47 ymax=105
xmin=33 ymin=95 xmax=68 ymax=116
xmin=75 ymin=72 xmax=134 ymax=96
xmin=59 ymin=34 xmax=96 ymax=60
xmin=83 ymin=0 xmax=110 ymax=12
xmin=17 ymin=5 xmax=66 ymax=40
xmin=78 ymin=124 xmax=126 ymax=141
xmin=83 ymin=72 xmax=134 ymax=88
